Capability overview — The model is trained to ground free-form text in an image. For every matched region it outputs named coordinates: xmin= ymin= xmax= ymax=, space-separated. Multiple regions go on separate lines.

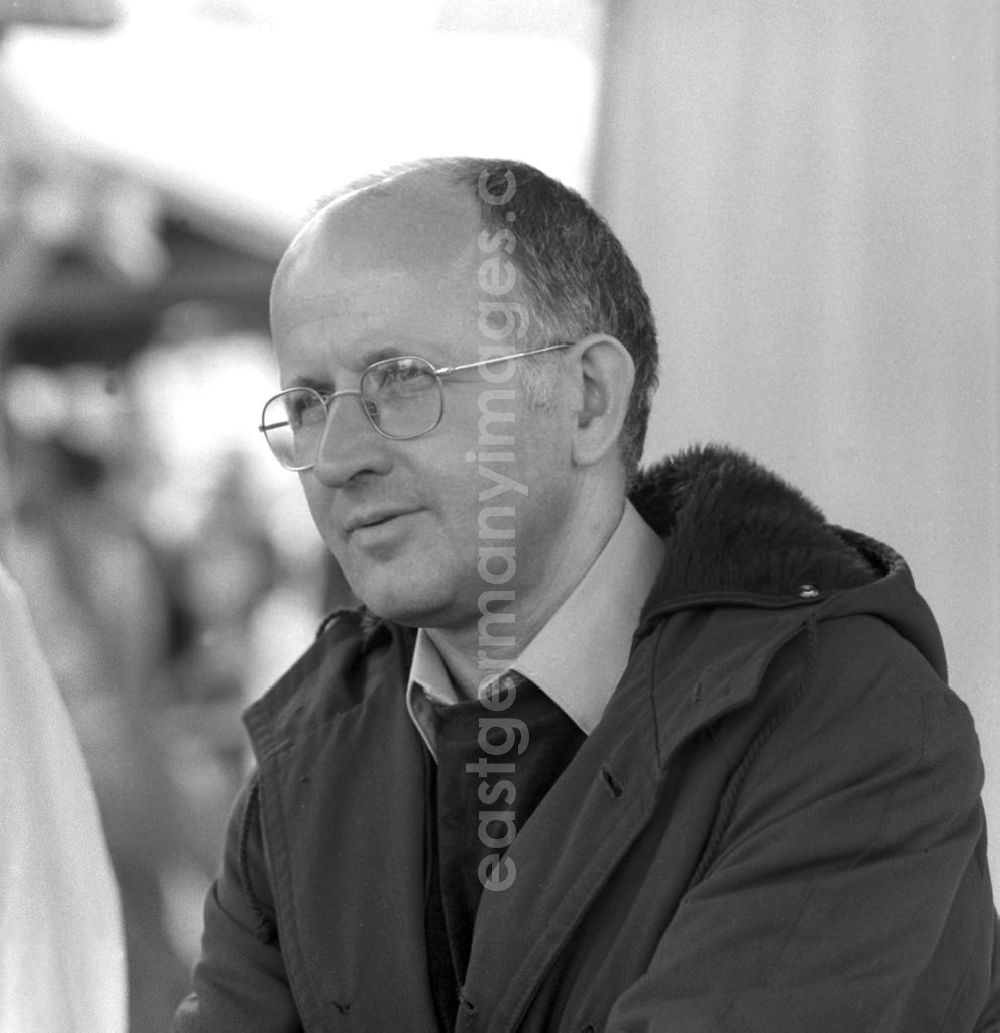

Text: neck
xmin=425 ymin=600 xmax=538 ymax=700
xmin=426 ymin=492 xmax=626 ymax=699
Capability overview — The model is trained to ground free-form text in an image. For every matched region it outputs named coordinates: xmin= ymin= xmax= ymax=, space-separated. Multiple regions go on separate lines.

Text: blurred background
xmin=0 ymin=1 xmax=996 ymax=1030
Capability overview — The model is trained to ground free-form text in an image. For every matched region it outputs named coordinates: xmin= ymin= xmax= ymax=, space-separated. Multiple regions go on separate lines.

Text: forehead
xmin=266 ymin=182 xmax=483 ymax=367
xmin=268 ymin=179 xmax=481 ymax=318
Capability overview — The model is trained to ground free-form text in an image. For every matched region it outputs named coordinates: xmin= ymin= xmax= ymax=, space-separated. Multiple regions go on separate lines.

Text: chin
xmin=354 ymin=578 xmax=475 ymax=632
xmin=351 ymin=582 xmax=445 ymax=627
xmin=342 ymin=547 xmax=478 ymax=626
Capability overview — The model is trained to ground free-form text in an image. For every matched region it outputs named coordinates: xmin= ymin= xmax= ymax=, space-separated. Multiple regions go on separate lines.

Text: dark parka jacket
xmin=176 ymin=446 xmax=1000 ymax=1032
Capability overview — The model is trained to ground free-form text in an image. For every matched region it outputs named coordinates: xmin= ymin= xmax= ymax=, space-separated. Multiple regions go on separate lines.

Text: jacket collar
xmin=630 ymin=444 xmax=879 ymax=609
xmin=628 ymin=445 xmax=946 ymax=678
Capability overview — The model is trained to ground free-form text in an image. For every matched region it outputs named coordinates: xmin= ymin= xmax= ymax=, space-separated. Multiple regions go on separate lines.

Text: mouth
xmin=344 ymin=509 xmax=420 ymax=535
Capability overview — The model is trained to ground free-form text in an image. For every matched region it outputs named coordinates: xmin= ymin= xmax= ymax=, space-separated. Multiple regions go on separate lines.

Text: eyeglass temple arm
xmin=435 ymin=341 xmax=573 ymax=377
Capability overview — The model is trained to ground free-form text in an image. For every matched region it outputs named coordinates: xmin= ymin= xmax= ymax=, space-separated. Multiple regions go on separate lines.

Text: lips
xmin=343 ymin=508 xmax=420 ymax=534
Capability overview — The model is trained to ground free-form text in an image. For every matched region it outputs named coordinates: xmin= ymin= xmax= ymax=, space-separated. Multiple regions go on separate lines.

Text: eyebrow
xmin=283 ymin=374 xmax=331 ymax=392
xmin=281 ymin=345 xmax=423 ymax=392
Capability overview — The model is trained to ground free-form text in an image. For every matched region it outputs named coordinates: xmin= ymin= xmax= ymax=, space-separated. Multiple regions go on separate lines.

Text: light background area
xmin=595 ymin=0 xmax=999 ymax=873
xmin=2 ymin=0 xmax=602 ymax=247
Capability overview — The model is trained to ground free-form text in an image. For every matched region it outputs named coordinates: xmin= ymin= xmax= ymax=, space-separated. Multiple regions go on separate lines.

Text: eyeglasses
xmin=259 ymin=342 xmax=572 ymax=471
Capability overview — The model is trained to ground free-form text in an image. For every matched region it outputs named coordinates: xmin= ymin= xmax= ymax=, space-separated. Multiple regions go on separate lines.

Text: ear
xmin=568 ymin=334 xmax=635 ymax=469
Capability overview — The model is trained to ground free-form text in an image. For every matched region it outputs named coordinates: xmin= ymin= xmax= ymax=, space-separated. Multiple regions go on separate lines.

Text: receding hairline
xmin=312 ymin=157 xmax=483 ymax=208
xmin=307 ymin=161 xmax=484 ymax=229
xmin=300 ymin=157 xmax=549 ymax=251
xmin=274 ymin=163 xmax=485 ymax=293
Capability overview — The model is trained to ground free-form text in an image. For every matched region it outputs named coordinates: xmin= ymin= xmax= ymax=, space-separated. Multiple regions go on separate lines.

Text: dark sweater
xmin=426 ymin=678 xmax=586 ymax=1028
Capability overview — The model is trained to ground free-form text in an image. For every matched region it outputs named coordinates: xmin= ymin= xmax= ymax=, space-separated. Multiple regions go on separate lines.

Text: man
xmin=176 ymin=158 xmax=999 ymax=1031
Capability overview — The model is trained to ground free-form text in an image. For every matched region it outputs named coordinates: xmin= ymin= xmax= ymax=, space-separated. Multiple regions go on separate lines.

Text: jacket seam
xmin=238 ymin=774 xmax=278 ymax=944
xmin=689 ymin=616 xmax=818 ymax=889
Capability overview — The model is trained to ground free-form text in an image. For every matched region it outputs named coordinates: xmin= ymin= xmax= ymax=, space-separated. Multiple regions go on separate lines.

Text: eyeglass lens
xmin=261 ymin=357 xmax=443 ymax=469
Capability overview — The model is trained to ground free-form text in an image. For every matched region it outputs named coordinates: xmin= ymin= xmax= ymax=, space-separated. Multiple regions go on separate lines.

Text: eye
xmin=284 ymin=389 xmax=327 ymax=430
xmin=366 ymin=358 xmax=436 ymax=398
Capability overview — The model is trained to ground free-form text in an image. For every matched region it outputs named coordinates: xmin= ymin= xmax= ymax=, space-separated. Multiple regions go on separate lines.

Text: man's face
xmin=269 ymin=183 xmax=578 ymax=636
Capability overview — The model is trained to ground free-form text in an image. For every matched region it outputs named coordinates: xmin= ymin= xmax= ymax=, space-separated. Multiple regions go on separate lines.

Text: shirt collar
xmin=406 ymin=501 xmax=665 ymax=754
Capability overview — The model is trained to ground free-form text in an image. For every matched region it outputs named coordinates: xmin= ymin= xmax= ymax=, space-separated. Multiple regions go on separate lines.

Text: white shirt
xmin=406 ymin=501 xmax=665 ymax=757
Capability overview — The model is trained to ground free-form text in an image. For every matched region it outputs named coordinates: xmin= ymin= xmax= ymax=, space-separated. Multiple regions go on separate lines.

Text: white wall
xmin=595 ymin=0 xmax=999 ymax=870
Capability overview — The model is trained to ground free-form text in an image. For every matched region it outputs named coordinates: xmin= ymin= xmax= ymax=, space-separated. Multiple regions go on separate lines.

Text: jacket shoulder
xmin=243 ymin=607 xmax=406 ymax=761
xmin=734 ymin=610 xmax=984 ymax=840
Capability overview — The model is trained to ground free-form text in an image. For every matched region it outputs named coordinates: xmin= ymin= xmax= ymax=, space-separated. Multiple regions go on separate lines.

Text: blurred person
xmin=0 ymin=559 xmax=127 ymax=1033
xmin=1 ymin=10 xmax=194 ymax=1029
xmin=2 ymin=44 xmax=129 ymax=1033
xmin=6 ymin=430 xmax=200 ymax=1031
xmin=176 ymin=159 xmax=1000 ymax=1032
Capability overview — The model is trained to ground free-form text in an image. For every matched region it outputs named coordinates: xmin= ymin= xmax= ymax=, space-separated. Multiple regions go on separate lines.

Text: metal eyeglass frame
xmin=259 ymin=341 xmax=573 ymax=471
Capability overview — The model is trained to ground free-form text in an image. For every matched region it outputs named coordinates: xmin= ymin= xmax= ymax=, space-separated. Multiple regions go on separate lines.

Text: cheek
xmin=300 ymin=484 xmax=348 ymax=561
xmin=301 ymin=483 xmax=328 ymax=534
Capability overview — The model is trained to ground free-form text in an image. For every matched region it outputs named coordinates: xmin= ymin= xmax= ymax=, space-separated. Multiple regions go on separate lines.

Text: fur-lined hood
xmin=630 ymin=444 xmax=878 ymax=599
xmin=630 ymin=444 xmax=946 ymax=677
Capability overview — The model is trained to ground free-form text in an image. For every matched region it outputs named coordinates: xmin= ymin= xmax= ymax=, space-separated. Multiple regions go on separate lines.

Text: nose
xmin=310 ymin=390 xmax=392 ymax=488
